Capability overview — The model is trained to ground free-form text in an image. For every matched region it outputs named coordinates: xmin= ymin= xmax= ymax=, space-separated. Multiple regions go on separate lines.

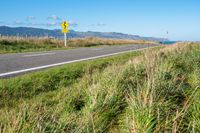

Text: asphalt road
xmin=0 ymin=44 xmax=159 ymax=78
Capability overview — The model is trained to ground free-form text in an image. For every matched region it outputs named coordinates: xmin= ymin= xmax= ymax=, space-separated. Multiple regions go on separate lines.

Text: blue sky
xmin=0 ymin=0 xmax=199 ymax=41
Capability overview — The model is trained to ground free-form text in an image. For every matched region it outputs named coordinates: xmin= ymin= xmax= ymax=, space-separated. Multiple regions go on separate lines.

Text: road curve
xmin=0 ymin=44 xmax=159 ymax=78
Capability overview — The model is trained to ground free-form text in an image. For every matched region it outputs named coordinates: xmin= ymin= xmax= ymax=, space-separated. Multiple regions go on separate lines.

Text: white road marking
xmin=90 ymin=48 xmax=104 ymax=51
xmin=119 ymin=46 xmax=128 ymax=48
xmin=0 ymin=46 xmax=158 ymax=77
xmin=23 ymin=53 xmax=55 ymax=57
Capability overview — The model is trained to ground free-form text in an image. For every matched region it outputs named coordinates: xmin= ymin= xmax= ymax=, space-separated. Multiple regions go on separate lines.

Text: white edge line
xmin=0 ymin=46 xmax=159 ymax=77
xmin=23 ymin=53 xmax=55 ymax=57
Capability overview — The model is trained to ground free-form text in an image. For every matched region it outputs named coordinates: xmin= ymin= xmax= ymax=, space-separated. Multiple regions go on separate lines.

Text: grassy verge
xmin=0 ymin=43 xmax=199 ymax=132
xmin=0 ymin=49 xmax=145 ymax=108
xmin=0 ymin=36 xmax=157 ymax=54
xmin=67 ymin=37 xmax=157 ymax=47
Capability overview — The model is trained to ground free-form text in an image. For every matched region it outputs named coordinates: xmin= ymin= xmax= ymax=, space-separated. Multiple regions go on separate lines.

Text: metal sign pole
xmin=64 ymin=33 xmax=67 ymax=47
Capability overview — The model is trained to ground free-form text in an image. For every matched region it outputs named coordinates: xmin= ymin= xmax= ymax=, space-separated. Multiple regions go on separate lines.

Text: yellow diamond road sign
xmin=62 ymin=29 xmax=69 ymax=33
xmin=61 ymin=21 xmax=69 ymax=29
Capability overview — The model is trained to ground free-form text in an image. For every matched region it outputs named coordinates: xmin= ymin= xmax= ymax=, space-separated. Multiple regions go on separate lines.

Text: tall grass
xmin=0 ymin=36 xmax=63 ymax=54
xmin=0 ymin=36 xmax=157 ymax=54
xmin=118 ymin=43 xmax=200 ymax=132
xmin=67 ymin=37 xmax=156 ymax=47
xmin=0 ymin=43 xmax=199 ymax=132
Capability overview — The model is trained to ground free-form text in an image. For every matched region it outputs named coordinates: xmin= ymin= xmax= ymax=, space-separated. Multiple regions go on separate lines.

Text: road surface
xmin=0 ymin=44 xmax=159 ymax=78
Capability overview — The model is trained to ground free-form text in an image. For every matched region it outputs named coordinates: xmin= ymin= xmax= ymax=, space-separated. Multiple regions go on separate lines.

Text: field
xmin=0 ymin=36 xmax=157 ymax=54
xmin=0 ymin=43 xmax=200 ymax=132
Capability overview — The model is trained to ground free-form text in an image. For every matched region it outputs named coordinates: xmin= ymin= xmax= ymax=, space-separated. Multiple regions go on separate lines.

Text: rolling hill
xmin=0 ymin=26 xmax=168 ymax=42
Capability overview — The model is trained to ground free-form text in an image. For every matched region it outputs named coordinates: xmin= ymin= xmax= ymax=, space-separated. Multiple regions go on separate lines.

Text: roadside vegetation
xmin=0 ymin=43 xmax=200 ymax=132
xmin=67 ymin=37 xmax=156 ymax=47
xmin=0 ymin=36 xmax=157 ymax=54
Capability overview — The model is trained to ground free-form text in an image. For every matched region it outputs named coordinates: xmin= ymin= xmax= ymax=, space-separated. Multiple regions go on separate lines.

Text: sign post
xmin=61 ymin=21 xmax=69 ymax=47
xmin=64 ymin=32 xmax=67 ymax=47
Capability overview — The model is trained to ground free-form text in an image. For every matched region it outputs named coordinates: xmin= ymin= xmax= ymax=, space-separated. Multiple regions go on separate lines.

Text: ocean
xmin=163 ymin=41 xmax=177 ymax=45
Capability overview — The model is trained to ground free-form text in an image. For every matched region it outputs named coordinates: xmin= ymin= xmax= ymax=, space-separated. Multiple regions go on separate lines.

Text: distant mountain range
xmin=0 ymin=26 xmax=168 ymax=42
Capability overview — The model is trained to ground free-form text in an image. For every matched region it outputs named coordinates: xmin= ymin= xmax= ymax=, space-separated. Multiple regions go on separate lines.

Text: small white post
xmin=64 ymin=33 xmax=67 ymax=47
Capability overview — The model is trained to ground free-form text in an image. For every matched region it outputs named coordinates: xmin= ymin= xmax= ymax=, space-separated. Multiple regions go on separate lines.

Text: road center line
xmin=23 ymin=53 xmax=55 ymax=57
xmin=90 ymin=48 xmax=104 ymax=51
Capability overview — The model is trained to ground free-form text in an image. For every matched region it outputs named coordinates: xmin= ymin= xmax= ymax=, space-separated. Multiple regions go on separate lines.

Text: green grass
xmin=0 ymin=50 xmax=143 ymax=108
xmin=0 ymin=39 xmax=64 ymax=54
xmin=0 ymin=44 xmax=200 ymax=132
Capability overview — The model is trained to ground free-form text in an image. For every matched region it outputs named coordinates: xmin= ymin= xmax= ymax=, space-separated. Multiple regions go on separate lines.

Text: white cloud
xmin=46 ymin=21 xmax=59 ymax=26
xmin=47 ymin=15 xmax=62 ymax=20
xmin=3 ymin=17 xmax=78 ymax=28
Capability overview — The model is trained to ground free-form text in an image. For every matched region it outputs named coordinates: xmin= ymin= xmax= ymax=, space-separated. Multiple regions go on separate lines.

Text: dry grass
xmin=0 ymin=36 xmax=158 ymax=54
xmin=0 ymin=36 xmax=64 ymax=46
xmin=67 ymin=37 xmax=157 ymax=47
xmin=0 ymin=36 xmax=157 ymax=47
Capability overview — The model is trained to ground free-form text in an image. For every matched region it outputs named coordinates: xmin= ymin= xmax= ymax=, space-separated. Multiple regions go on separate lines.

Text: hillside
xmin=0 ymin=26 xmax=168 ymax=42
xmin=0 ymin=43 xmax=199 ymax=132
